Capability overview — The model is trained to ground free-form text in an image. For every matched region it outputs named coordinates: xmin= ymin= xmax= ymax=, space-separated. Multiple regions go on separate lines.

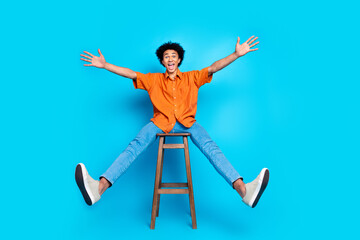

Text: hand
xmin=80 ymin=49 xmax=106 ymax=68
xmin=235 ymin=36 xmax=259 ymax=57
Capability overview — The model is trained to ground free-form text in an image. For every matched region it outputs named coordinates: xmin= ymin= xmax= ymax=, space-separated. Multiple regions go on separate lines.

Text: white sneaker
xmin=242 ymin=168 xmax=269 ymax=208
xmin=75 ymin=163 xmax=101 ymax=206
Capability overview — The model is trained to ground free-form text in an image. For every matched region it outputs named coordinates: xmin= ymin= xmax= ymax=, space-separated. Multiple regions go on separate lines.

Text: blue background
xmin=1 ymin=0 xmax=359 ymax=239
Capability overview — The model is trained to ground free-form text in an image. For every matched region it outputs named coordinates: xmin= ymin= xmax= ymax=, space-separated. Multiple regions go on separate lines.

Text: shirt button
xmin=174 ymin=97 xmax=176 ymax=99
xmin=173 ymin=88 xmax=175 ymax=90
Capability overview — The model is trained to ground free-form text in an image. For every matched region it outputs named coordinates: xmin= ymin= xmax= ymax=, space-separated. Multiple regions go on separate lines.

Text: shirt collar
xmin=165 ymin=69 xmax=182 ymax=80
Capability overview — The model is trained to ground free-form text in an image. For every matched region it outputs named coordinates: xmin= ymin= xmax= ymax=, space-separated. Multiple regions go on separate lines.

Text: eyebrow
xmin=164 ymin=52 xmax=177 ymax=56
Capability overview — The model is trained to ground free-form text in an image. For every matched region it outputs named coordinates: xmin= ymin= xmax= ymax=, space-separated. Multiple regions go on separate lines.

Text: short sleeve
xmin=133 ymin=72 xmax=155 ymax=91
xmin=194 ymin=67 xmax=213 ymax=88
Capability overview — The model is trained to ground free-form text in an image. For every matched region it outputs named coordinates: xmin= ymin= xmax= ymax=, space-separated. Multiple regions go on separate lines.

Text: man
xmin=77 ymin=36 xmax=269 ymax=209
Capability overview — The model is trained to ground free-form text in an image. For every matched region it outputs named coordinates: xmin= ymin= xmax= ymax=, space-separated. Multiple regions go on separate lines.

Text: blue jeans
xmin=100 ymin=121 xmax=242 ymax=188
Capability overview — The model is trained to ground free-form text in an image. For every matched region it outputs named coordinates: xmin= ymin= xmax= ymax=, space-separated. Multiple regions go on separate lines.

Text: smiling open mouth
xmin=168 ymin=63 xmax=175 ymax=70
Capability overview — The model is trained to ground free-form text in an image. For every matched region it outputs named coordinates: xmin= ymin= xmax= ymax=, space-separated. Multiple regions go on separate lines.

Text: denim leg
xmin=185 ymin=122 xmax=243 ymax=187
xmin=100 ymin=122 xmax=163 ymax=186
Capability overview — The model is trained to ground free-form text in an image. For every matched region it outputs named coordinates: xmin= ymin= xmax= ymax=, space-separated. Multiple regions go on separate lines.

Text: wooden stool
xmin=150 ymin=133 xmax=197 ymax=229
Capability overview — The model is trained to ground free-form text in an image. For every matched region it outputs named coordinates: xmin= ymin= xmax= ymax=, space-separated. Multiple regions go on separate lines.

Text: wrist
xmin=234 ymin=51 xmax=241 ymax=58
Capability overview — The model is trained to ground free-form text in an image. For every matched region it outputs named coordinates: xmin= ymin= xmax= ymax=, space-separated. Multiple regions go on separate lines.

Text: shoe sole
xmin=251 ymin=168 xmax=269 ymax=208
xmin=75 ymin=164 xmax=93 ymax=206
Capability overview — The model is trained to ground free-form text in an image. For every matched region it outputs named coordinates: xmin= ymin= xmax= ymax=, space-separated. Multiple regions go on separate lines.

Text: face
xmin=162 ymin=49 xmax=181 ymax=74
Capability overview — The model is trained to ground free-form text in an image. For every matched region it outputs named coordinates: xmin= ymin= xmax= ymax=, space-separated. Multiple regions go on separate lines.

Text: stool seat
xmin=156 ymin=133 xmax=191 ymax=137
xmin=150 ymin=133 xmax=197 ymax=229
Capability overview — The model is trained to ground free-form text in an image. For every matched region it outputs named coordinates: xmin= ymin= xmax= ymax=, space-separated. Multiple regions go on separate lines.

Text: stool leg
xmin=156 ymin=138 xmax=165 ymax=217
xmin=150 ymin=136 xmax=164 ymax=229
xmin=183 ymin=136 xmax=197 ymax=229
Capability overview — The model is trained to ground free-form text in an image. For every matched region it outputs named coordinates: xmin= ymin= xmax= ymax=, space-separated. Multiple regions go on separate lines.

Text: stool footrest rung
xmin=160 ymin=183 xmax=188 ymax=188
xmin=158 ymin=188 xmax=189 ymax=194
xmin=163 ymin=144 xmax=185 ymax=149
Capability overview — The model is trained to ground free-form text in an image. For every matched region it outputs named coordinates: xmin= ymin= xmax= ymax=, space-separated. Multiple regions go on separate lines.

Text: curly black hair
xmin=156 ymin=41 xmax=185 ymax=67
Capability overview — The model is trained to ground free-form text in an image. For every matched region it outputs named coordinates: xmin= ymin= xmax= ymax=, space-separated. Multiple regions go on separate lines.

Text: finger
xmin=80 ymin=54 xmax=92 ymax=59
xmin=245 ymin=35 xmax=254 ymax=44
xmin=83 ymin=51 xmax=95 ymax=57
xmin=249 ymin=48 xmax=258 ymax=52
xmin=81 ymin=58 xmax=91 ymax=63
xmin=84 ymin=64 xmax=93 ymax=67
xmin=250 ymin=41 xmax=259 ymax=48
xmin=248 ymin=37 xmax=258 ymax=45
xmin=237 ymin=36 xmax=240 ymax=45
xmin=98 ymin=49 xmax=102 ymax=56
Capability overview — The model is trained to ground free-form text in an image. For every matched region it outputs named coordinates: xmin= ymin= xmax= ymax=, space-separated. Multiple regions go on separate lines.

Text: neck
xmin=167 ymin=69 xmax=177 ymax=80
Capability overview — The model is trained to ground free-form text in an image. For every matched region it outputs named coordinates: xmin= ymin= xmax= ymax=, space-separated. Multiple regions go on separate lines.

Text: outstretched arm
xmin=80 ymin=49 xmax=137 ymax=80
xmin=208 ymin=36 xmax=259 ymax=76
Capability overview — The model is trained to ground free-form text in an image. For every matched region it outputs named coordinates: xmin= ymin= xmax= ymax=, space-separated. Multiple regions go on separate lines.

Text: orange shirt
xmin=133 ymin=67 xmax=213 ymax=133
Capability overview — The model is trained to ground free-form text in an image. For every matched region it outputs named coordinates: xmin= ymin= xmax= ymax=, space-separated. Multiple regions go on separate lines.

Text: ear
xmin=177 ymin=58 xmax=181 ymax=64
